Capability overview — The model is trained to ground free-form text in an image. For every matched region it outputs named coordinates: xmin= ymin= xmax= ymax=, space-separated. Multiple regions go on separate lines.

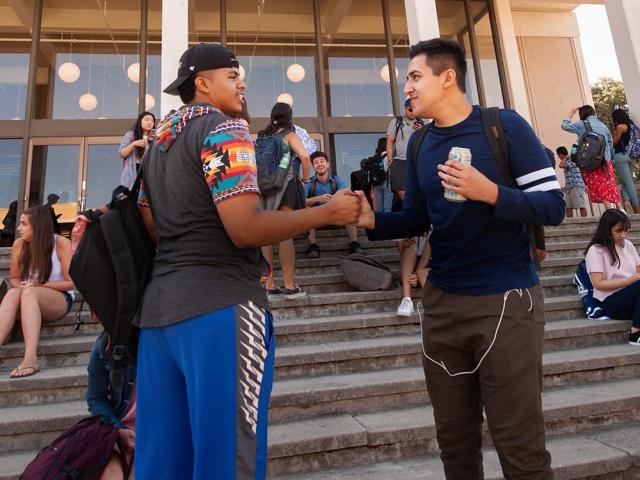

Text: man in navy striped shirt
xmin=357 ymin=38 xmax=563 ymax=479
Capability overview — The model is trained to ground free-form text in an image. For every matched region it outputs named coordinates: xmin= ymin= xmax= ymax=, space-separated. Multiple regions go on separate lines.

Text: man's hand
xmin=354 ymin=191 xmax=375 ymax=229
xmin=437 ymin=160 xmax=499 ymax=206
xmin=317 ymin=194 xmax=332 ymax=204
xmin=118 ymin=428 xmax=135 ymax=453
xmin=322 ymin=189 xmax=361 ymax=225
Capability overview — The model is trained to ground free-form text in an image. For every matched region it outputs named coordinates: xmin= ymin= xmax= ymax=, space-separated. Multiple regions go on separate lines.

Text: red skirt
xmin=581 ymin=161 xmax=621 ymax=203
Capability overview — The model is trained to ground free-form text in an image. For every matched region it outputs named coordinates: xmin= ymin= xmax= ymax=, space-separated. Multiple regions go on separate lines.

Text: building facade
xmin=0 ymin=0 xmax=637 ymax=225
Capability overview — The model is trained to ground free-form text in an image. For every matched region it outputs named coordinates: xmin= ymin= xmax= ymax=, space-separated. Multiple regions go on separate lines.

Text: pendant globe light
xmin=239 ymin=65 xmax=246 ymax=81
xmin=380 ymin=64 xmax=398 ymax=83
xmin=286 ymin=63 xmax=305 ymax=83
xmin=127 ymin=62 xmax=141 ymax=83
xmin=145 ymin=93 xmax=155 ymax=110
xmin=79 ymin=42 xmax=97 ymax=112
xmin=277 ymin=93 xmax=293 ymax=105
xmin=58 ymin=33 xmax=80 ymax=83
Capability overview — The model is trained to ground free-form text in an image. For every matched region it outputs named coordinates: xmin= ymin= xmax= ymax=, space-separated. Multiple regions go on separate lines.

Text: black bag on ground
xmin=574 ymin=119 xmax=607 ymax=171
xmin=341 ymin=253 xmax=394 ymax=291
xmin=21 ymin=416 xmax=129 ymax=480
xmin=69 ymin=169 xmax=155 ymax=366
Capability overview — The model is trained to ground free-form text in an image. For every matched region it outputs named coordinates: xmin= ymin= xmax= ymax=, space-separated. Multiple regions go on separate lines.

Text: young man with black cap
xmin=357 ymin=38 xmax=564 ymax=479
xmin=135 ymin=43 xmax=360 ymax=479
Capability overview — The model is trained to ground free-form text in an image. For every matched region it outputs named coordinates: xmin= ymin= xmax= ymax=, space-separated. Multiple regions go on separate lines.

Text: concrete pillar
xmin=161 ymin=0 xmax=188 ymax=116
xmin=605 ymin=0 xmax=640 ymax=121
xmin=490 ymin=0 xmax=532 ymax=122
xmin=404 ymin=0 xmax=439 ymax=44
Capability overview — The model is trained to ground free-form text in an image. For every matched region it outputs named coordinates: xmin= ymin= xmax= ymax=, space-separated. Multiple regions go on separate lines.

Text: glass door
xmin=82 ymin=137 xmax=125 ymax=211
xmin=26 ymin=138 xmax=82 ymax=227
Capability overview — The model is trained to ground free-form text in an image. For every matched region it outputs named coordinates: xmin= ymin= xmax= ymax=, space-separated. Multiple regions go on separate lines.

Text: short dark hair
xmin=409 ymin=38 xmax=467 ymax=92
xmin=578 ymin=105 xmax=596 ymax=121
xmin=177 ymin=75 xmax=196 ymax=104
xmin=556 ymin=146 xmax=568 ymax=156
xmin=310 ymin=151 xmax=329 ymax=163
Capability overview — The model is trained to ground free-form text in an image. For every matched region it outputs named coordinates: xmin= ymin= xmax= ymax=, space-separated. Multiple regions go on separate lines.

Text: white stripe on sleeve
xmin=516 ymin=167 xmax=556 ymax=187
xmin=524 ymin=180 xmax=561 ymax=193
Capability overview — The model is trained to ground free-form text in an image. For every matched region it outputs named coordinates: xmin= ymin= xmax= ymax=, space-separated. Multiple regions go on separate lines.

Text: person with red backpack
xmin=134 ymin=43 xmax=359 ymax=479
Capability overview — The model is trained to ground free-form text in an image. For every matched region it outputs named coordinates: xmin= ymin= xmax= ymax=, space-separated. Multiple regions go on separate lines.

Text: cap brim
xmin=163 ymin=74 xmax=192 ymax=95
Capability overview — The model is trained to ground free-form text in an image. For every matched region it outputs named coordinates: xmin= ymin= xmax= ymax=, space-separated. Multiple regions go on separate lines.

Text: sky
xmin=574 ymin=4 xmax=622 ymax=84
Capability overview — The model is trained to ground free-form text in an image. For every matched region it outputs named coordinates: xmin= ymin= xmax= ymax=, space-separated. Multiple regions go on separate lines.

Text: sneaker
xmin=397 ymin=297 xmax=414 ymax=317
xmin=307 ymin=243 xmax=320 ymax=259
xmin=587 ymin=307 xmax=610 ymax=321
xmin=349 ymin=241 xmax=364 ymax=254
xmin=267 ymin=286 xmax=284 ymax=299
xmin=284 ymin=285 xmax=307 ymax=300
xmin=629 ymin=330 xmax=640 ymax=346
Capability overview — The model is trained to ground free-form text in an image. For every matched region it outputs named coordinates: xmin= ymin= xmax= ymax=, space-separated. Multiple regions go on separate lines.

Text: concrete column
xmin=605 ymin=0 xmax=640 ymax=121
xmin=490 ymin=0 xmax=532 ymax=121
xmin=404 ymin=0 xmax=439 ymax=44
xmin=161 ymin=0 xmax=188 ymax=116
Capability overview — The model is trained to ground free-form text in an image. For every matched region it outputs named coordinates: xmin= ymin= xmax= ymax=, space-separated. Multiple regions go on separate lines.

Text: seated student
xmin=397 ymin=234 xmax=430 ymax=317
xmin=0 ymin=206 xmax=74 ymax=378
xmin=305 ymin=151 xmax=362 ymax=258
xmin=87 ymin=331 xmax=136 ymax=480
xmin=584 ymin=209 xmax=640 ymax=346
xmin=557 ymin=145 xmax=587 ymax=218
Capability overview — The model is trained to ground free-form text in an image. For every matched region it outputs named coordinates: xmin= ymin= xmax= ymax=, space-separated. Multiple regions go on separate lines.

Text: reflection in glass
xmin=0 ymin=140 xmax=22 ymax=221
xmin=333 ymin=133 xmax=384 ymax=181
xmin=228 ymin=0 xmax=317 ymax=118
xmin=0 ymin=54 xmax=29 ymax=120
xmin=85 ymin=144 xmax=123 ymax=209
xmin=29 ymin=145 xmax=80 ymax=223
xmin=36 ymin=0 xmax=141 ymax=119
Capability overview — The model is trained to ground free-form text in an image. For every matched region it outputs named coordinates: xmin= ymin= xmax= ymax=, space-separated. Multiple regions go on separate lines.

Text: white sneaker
xmin=397 ymin=297 xmax=414 ymax=317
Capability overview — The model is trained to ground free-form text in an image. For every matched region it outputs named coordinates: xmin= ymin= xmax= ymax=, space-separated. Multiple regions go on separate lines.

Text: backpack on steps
xmin=573 ymin=260 xmax=609 ymax=320
xmin=340 ymin=253 xmax=394 ymax=291
xmin=21 ymin=416 xmax=129 ymax=480
xmin=574 ymin=120 xmax=607 ymax=171
xmin=254 ymin=131 xmax=290 ymax=196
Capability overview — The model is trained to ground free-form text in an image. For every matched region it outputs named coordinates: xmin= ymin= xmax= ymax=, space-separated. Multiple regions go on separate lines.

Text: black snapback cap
xmin=163 ymin=43 xmax=240 ymax=95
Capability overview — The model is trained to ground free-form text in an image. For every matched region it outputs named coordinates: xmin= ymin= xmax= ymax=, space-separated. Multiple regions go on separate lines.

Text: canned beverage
xmin=444 ymin=147 xmax=472 ymax=202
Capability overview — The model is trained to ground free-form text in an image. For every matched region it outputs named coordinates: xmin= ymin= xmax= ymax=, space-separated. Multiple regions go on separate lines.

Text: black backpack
xmin=308 ymin=175 xmax=338 ymax=197
xmin=69 ymin=170 xmax=155 ymax=371
xmin=574 ymin=119 xmax=607 ymax=171
xmin=360 ymin=154 xmax=387 ymax=188
xmin=410 ymin=107 xmax=546 ymax=269
xmin=254 ymin=131 xmax=290 ymax=196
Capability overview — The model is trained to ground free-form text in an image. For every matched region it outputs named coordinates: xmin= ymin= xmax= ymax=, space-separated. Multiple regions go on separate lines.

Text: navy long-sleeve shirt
xmin=368 ymin=106 xmax=565 ymax=295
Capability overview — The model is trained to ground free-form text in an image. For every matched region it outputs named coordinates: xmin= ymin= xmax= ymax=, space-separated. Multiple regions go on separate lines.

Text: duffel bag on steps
xmin=340 ymin=253 xmax=394 ymax=291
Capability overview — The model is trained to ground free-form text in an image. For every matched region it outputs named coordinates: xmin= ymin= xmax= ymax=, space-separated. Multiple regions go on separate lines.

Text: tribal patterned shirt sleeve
xmin=201 ymin=119 xmax=260 ymax=204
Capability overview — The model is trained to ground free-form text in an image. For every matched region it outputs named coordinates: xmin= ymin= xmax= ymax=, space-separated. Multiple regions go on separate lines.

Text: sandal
xmin=9 ymin=365 xmax=40 ymax=379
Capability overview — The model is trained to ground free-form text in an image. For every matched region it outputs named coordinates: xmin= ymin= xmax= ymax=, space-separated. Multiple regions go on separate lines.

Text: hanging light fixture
xmin=79 ymin=92 xmax=98 ymax=111
xmin=58 ymin=62 xmax=81 ymax=83
xmin=380 ymin=64 xmax=398 ymax=83
xmin=127 ymin=62 xmax=140 ymax=83
xmin=239 ymin=65 xmax=246 ymax=81
xmin=145 ymin=94 xmax=155 ymax=110
xmin=277 ymin=93 xmax=293 ymax=105
xmin=286 ymin=63 xmax=305 ymax=83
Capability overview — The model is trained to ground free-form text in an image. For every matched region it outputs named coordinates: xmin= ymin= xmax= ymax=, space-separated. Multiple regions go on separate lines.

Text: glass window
xmin=146 ymin=0 xmax=163 ymax=118
xmin=0 ymin=0 xmax=33 ymax=120
xmin=322 ymin=0 xmax=393 ymax=117
xmin=85 ymin=143 xmax=123 ymax=209
xmin=36 ymin=0 xmax=141 ymax=119
xmin=333 ymin=133 xmax=384 ymax=181
xmin=29 ymin=144 xmax=81 ymax=223
xmin=0 ymin=139 xmax=22 ymax=224
xmin=227 ymin=0 xmax=317 ymax=119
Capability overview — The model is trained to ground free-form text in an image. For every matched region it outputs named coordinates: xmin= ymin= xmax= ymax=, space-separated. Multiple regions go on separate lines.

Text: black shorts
xmin=389 ymin=159 xmax=406 ymax=192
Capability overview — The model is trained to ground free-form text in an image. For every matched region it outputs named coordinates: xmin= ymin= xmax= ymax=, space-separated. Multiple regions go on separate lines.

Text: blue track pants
xmin=134 ymin=301 xmax=275 ymax=479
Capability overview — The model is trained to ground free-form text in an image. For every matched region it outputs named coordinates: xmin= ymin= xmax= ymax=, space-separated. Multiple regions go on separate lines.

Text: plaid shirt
xmin=563 ymin=158 xmax=586 ymax=190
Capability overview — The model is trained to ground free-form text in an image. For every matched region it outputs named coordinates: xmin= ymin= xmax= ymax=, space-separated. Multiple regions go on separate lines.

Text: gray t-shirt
xmin=137 ymin=104 xmax=268 ymax=328
xmin=387 ymin=116 xmax=418 ymax=160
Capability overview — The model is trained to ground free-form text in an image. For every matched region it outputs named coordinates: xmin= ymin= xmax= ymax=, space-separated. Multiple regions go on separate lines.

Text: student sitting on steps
xmin=0 ymin=206 xmax=74 ymax=378
xmin=585 ymin=208 xmax=640 ymax=346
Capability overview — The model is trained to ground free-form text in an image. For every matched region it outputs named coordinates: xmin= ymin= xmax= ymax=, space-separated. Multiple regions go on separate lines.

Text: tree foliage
xmin=591 ymin=77 xmax=628 ymax=130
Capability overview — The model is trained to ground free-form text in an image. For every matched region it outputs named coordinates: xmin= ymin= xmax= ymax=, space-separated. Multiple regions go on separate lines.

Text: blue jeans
xmin=613 ymin=152 xmax=639 ymax=208
xmin=601 ymin=279 xmax=640 ymax=328
xmin=373 ymin=181 xmax=393 ymax=212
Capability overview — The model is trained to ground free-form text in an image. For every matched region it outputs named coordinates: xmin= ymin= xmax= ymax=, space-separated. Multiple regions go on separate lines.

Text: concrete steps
xmin=2 ymin=216 xmax=640 ymax=478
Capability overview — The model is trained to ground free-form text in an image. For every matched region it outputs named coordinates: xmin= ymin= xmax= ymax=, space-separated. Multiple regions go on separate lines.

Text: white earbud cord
xmin=417 ymin=288 xmax=533 ymax=377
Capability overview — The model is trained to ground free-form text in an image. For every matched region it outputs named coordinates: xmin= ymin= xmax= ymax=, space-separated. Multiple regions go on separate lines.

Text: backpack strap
xmin=309 ymin=177 xmax=317 ymax=198
xmin=330 ymin=176 xmax=338 ymax=194
xmin=410 ymin=123 xmax=432 ymax=168
xmin=583 ymin=119 xmax=593 ymax=133
xmin=394 ymin=116 xmax=404 ymax=141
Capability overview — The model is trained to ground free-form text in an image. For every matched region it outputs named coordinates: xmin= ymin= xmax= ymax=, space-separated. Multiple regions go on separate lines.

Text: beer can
xmin=444 ymin=147 xmax=472 ymax=202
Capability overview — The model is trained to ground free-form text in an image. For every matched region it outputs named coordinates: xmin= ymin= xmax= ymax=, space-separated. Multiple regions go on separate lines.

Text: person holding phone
xmin=119 ymin=111 xmax=156 ymax=189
